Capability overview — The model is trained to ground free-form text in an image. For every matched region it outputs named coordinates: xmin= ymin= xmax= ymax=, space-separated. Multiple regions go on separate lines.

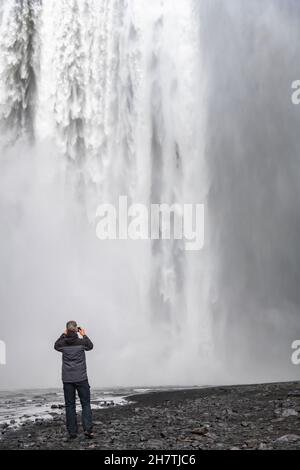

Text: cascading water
xmin=0 ymin=0 xmax=212 ymax=388
xmin=1 ymin=0 xmax=300 ymax=389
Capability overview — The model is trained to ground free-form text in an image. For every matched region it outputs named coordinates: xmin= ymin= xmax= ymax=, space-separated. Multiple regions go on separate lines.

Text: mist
xmin=1 ymin=0 xmax=300 ymax=390
xmin=202 ymin=0 xmax=300 ymax=383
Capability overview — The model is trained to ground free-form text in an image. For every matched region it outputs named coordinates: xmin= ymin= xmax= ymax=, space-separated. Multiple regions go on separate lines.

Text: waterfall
xmin=2 ymin=0 xmax=300 ymax=389
xmin=0 ymin=0 xmax=212 ymax=388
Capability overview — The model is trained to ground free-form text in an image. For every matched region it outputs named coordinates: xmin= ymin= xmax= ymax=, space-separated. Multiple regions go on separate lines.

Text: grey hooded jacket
xmin=54 ymin=331 xmax=93 ymax=383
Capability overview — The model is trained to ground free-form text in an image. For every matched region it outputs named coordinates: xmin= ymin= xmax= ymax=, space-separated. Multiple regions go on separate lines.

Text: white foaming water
xmin=0 ymin=0 xmax=213 ymax=389
xmin=0 ymin=388 xmax=129 ymax=431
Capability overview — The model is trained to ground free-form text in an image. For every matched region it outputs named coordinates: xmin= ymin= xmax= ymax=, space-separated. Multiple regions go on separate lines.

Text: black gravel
xmin=1 ymin=381 xmax=300 ymax=450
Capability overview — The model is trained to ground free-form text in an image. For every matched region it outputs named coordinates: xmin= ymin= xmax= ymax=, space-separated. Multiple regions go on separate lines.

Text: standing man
xmin=54 ymin=321 xmax=94 ymax=439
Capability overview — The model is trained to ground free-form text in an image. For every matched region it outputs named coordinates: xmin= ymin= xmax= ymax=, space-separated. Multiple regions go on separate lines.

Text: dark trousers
xmin=63 ymin=380 xmax=93 ymax=435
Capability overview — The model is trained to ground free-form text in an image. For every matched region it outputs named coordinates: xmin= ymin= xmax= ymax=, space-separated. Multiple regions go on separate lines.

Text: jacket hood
xmin=65 ymin=331 xmax=78 ymax=344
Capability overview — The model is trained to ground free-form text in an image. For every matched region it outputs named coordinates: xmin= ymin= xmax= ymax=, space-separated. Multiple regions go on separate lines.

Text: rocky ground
xmin=1 ymin=381 xmax=300 ymax=450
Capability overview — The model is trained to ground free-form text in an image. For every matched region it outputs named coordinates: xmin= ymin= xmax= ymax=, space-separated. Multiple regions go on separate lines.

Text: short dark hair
xmin=66 ymin=320 xmax=77 ymax=332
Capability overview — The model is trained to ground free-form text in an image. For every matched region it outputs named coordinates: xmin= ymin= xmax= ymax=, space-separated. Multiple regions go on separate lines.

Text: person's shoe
xmin=84 ymin=431 xmax=94 ymax=439
xmin=69 ymin=433 xmax=78 ymax=439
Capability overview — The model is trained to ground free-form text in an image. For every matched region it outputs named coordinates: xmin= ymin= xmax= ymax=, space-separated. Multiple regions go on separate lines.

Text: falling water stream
xmin=1 ymin=0 xmax=300 ymax=389
xmin=0 ymin=0 xmax=212 ymax=388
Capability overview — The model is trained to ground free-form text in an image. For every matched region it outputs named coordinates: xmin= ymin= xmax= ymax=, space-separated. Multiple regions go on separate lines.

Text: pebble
xmin=282 ymin=409 xmax=298 ymax=417
xmin=275 ymin=434 xmax=300 ymax=443
xmin=1 ymin=382 xmax=300 ymax=450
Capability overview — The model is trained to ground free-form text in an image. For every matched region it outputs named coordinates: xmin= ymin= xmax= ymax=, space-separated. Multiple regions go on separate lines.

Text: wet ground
xmin=1 ymin=381 xmax=300 ymax=450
